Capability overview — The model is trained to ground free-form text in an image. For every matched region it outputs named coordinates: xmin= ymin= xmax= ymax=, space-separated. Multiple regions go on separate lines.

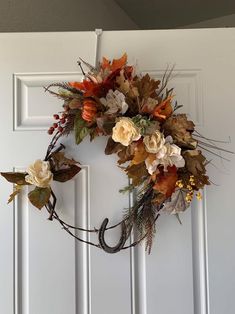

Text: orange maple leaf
xmin=69 ymin=79 xmax=113 ymax=98
xmin=101 ymin=53 xmax=127 ymax=72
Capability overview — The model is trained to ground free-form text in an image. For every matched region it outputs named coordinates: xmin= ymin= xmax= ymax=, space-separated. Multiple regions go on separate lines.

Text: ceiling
xmin=115 ymin=0 xmax=235 ymax=28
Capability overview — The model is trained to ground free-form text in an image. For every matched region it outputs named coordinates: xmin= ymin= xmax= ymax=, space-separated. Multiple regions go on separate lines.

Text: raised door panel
xmin=99 ymin=28 xmax=235 ymax=314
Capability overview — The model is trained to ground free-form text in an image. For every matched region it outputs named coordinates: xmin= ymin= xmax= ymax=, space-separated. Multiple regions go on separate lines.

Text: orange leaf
xmin=69 ymin=80 xmax=95 ymax=93
xmin=111 ymin=53 xmax=127 ymax=71
xmin=131 ymin=142 xmax=149 ymax=165
xmin=153 ymin=96 xmax=173 ymax=121
xmin=101 ymin=53 xmax=127 ymax=72
xmin=153 ymin=166 xmax=178 ymax=199
xmin=101 ymin=57 xmax=111 ymax=70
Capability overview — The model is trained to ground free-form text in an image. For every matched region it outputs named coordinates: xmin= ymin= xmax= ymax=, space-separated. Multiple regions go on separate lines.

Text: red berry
xmin=60 ymin=118 xmax=66 ymax=124
xmin=48 ymin=127 xmax=54 ymax=135
xmin=58 ymin=126 xmax=63 ymax=133
xmin=53 ymin=114 xmax=59 ymax=120
xmin=53 ymin=123 xmax=58 ymax=128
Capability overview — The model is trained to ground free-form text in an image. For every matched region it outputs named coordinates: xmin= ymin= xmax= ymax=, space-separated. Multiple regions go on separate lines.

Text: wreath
xmin=1 ymin=54 xmax=232 ymax=254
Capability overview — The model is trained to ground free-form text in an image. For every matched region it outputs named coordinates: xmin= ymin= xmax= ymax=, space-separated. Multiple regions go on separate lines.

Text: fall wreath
xmin=1 ymin=54 xmax=232 ymax=253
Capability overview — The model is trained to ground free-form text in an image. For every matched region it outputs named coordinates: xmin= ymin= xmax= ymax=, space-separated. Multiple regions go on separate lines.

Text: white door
xmin=0 ymin=29 xmax=234 ymax=314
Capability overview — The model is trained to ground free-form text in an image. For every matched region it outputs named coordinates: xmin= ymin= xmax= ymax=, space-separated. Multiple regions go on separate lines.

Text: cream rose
xmin=112 ymin=117 xmax=141 ymax=146
xmin=25 ymin=159 xmax=53 ymax=188
xmin=143 ymin=130 xmax=165 ymax=153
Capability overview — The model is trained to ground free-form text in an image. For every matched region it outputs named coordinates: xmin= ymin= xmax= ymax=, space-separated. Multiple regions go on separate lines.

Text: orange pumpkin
xmin=82 ymin=100 xmax=97 ymax=122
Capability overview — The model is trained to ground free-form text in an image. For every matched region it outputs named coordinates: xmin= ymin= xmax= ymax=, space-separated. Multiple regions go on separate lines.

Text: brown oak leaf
xmin=183 ymin=150 xmax=210 ymax=188
xmin=183 ymin=150 xmax=206 ymax=176
xmin=134 ymin=74 xmax=160 ymax=100
xmin=163 ymin=114 xmax=197 ymax=149
xmin=125 ymin=162 xmax=148 ymax=186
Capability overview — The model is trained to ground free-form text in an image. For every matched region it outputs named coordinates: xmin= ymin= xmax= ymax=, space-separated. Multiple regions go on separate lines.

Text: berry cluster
xmin=175 ymin=175 xmax=202 ymax=202
xmin=48 ymin=113 xmax=68 ymax=135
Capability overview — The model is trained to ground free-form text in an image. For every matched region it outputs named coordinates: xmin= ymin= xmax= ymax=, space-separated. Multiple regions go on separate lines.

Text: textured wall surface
xmin=0 ymin=0 xmax=138 ymax=32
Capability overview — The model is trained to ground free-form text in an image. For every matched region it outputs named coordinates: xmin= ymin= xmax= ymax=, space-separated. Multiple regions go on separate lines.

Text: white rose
xmin=143 ymin=130 xmax=165 ymax=153
xmin=25 ymin=159 xmax=53 ymax=188
xmin=112 ymin=117 xmax=141 ymax=146
xmin=100 ymin=89 xmax=128 ymax=115
xmin=159 ymin=143 xmax=185 ymax=171
xmin=145 ymin=142 xmax=185 ymax=174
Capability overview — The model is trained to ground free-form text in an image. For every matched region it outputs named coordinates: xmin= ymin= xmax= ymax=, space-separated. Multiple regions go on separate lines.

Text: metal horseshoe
xmin=98 ymin=218 xmax=127 ymax=254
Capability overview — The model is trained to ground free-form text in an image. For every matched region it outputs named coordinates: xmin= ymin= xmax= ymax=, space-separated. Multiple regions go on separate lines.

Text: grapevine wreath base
xmin=1 ymin=54 xmax=232 ymax=254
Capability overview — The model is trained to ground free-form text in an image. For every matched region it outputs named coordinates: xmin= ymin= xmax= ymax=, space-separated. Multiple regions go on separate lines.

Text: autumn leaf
xmin=183 ymin=150 xmax=206 ymax=176
xmin=101 ymin=53 xmax=127 ymax=72
xmin=131 ymin=141 xmax=148 ymax=165
xmin=116 ymin=69 xmax=130 ymax=94
xmin=153 ymin=96 xmax=173 ymax=121
xmin=74 ymin=112 xmax=90 ymax=144
xmin=125 ymin=162 xmax=148 ymax=186
xmin=53 ymin=165 xmax=81 ymax=183
xmin=28 ymin=187 xmax=51 ymax=210
xmin=153 ymin=166 xmax=178 ymax=199
xmin=163 ymin=114 xmax=197 ymax=149
xmin=134 ymin=74 xmax=160 ymax=100
xmin=8 ymin=184 xmax=23 ymax=204
xmin=51 ymin=152 xmax=78 ymax=169
xmin=162 ymin=189 xmax=190 ymax=214
xmin=105 ymin=137 xmax=124 ymax=155
xmin=117 ymin=144 xmax=135 ymax=165
xmin=182 ymin=150 xmax=210 ymax=189
xmin=68 ymin=99 xmax=81 ymax=109
xmin=96 ymin=115 xmax=116 ymax=135
xmin=1 ymin=172 xmax=30 ymax=185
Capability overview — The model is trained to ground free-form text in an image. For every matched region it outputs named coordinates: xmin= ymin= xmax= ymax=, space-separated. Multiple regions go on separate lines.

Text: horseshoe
xmin=98 ymin=218 xmax=127 ymax=254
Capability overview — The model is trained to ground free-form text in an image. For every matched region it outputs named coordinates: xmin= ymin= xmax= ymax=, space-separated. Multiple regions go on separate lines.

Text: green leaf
xmin=74 ymin=112 xmax=90 ymax=145
xmin=28 ymin=187 xmax=51 ymax=210
xmin=1 ymin=172 xmax=30 ymax=185
xmin=53 ymin=165 xmax=81 ymax=182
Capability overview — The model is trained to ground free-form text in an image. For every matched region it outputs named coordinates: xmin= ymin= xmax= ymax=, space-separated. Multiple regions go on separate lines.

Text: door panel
xmin=99 ymin=29 xmax=235 ymax=314
xmin=0 ymin=29 xmax=234 ymax=314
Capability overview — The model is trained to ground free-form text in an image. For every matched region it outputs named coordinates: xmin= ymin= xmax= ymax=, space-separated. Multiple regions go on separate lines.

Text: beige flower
xmin=143 ymin=130 xmax=165 ymax=153
xmin=145 ymin=140 xmax=185 ymax=174
xmin=100 ymin=89 xmax=128 ymax=115
xmin=25 ymin=159 xmax=53 ymax=188
xmin=163 ymin=143 xmax=185 ymax=170
xmin=112 ymin=117 xmax=141 ymax=146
